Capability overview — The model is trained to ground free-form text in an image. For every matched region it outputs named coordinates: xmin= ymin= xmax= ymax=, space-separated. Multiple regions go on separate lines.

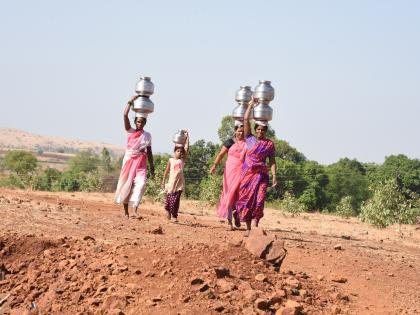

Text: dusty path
xmin=0 ymin=189 xmax=419 ymax=314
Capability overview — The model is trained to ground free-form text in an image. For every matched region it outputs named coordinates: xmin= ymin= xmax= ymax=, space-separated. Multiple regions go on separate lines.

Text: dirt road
xmin=0 ymin=189 xmax=419 ymax=314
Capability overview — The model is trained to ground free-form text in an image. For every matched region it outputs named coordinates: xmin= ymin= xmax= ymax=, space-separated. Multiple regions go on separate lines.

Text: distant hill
xmin=0 ymin=128 xmax=125 ymax=157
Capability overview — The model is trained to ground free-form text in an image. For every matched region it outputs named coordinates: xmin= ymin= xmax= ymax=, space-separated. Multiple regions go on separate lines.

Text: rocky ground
xmin=0 ymin=189 xmax=419 ymax=314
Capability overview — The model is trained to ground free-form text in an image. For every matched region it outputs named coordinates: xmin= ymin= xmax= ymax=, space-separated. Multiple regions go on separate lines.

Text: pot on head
xmin=135 ymin=76 xmax=154 ymax=96
xmin=232 ymin=104 xmax=253 ymax=120
xmin=132 ymin=96 xmax=154 ymax=113
xmin=172 ymin=130 xmax=186 ymax=146
xmin=253 ymin=103 xmax=273 ymax=121
xmin=254 ymin=80 xmax=274 ymax=103
xmin=235 ymin=85 xmax=253 ymax=105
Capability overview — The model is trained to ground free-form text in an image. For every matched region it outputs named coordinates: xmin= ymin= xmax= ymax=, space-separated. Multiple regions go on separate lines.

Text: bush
xmin=32 ymin=168 xmax=61 ymax=191
xmin=3 ymin=150 xmax=37 ymax=175
xmin=360 ymin=179 xmax=419 ymax=228
xmin=336 ymin=196 xmax=356 ymax=218
xmin=199 ymin=174 xmax=223 ymax=206
xmin=279 ymin=192 xmax=307 ymax=216
xmin=145 ymin=156 xmax=169 ymax=202
xmin=0 ymin=174 xmax=26 ymax=189
xmin=79 ymin=172 xmax=101 ymax=192
xmin=55 ymin=171 xmax=81 ymax=191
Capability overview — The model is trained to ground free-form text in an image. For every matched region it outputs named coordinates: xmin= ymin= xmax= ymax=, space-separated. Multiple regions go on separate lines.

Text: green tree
xmin=183 ymin=140 xmax=218 ymax=199
xmin=68 ymin=150 xmax=99 ymax=173
xmin=360 ymin=179 xmax=419 ymax=227
xmin=368 ymin=155 xmax=420 ymax=196
xmin=3 ymin=150 xmax=38 ymax=175
xmin=325 ymin=158 xmax=370 ymax=212
xmin=218 ymin=116 xmax=235 ymax=143
xmin=271 ymin=139 xmax=306 ymax=163
xmin=100 ymin=147 xmax=113 ymax=173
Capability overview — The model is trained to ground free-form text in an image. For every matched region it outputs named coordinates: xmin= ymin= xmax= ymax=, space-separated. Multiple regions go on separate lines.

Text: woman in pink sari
xmin=114 ymin=95 xmax=155 ymax=218
xmin=210 ymin=120 xmax=246 ymax=230
xmin=235 ymin=98 xmax=277 ymax=236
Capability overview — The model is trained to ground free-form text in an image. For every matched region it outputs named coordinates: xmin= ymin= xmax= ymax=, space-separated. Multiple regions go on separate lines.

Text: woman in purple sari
xmin=235 ymin=98 xmax=277 ymax=236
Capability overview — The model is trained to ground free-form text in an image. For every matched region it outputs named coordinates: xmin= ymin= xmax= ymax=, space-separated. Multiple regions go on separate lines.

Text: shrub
xmin=79 ymin=172 xmax=101 ymax=192
xmin=3 ymin=150 xmax=37 ymax=175
xmin=336 ymin=196 xmax=356 ymax=218
xmin=32 ymin=168 xmax=61 ymax=191
xmin=199 ymin=174 xmax=223 ymax=206
xmin=360 ymin=179 xmax=419 ymax=228
xmin=280 ymin=191 xmax=307 ymax=216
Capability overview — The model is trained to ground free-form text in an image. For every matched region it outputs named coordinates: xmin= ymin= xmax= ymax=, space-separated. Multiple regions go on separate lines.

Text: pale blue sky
xmin=1 ymin=0 xmax=419 ymax=164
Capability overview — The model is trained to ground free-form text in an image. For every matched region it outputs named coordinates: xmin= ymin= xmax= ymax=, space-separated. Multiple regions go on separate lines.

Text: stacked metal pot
xmin=131 ymin=76 xmax=155 ymax=118
xmin=232 ymin=80 xmax=274 ymax=123
xmin=172 ymin=130 xmax=187 ymax=147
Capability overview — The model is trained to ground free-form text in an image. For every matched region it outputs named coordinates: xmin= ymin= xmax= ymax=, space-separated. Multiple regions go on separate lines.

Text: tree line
xmin=0 ymin=116 xmax=419 ymax=228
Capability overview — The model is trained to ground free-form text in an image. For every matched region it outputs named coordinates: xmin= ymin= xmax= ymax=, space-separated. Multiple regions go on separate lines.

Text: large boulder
xmin=244 ymin=230 xmax=287 ymax=267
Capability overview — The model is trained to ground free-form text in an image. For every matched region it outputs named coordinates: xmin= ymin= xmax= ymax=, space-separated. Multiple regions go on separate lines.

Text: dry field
xmin=0 ymin=128 xmax=124 ymax=157
xmin=0 ymin=189 xmax=419 ymax=314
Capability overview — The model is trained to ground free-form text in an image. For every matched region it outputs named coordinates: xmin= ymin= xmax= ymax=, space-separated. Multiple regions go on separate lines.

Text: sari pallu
xmin=114 ymin=129 xmax=151 ymax=208
xmin=216 ymin=140 xmax=246 ymax=219
xmin=235 ymin=135 xmax=275 ymax=222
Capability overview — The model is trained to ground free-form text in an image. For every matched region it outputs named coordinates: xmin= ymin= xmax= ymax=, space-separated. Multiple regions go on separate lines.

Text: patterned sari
xmin=114 ymin=129 xmax=152 ymax=208
xmin=235 ymin=135 xmax=275 ymax=222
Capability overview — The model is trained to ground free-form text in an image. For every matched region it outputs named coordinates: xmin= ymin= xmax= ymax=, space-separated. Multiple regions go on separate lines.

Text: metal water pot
xmin=235 ymin=85 xmax=253 ymax=104
xmin=232 ymin=104 xmax=253 ymax=120
xmin=135 ymin=76 xmax=154 ymax=96
xmin=132 ymin=96 xmax=154 ymax=113
xmin=173 ymin=130 xmax=186 ymax=145
xmin=254 ymin=80 xmax=274 ymax=102
xmin=253 ymin=103 xmax=273 ymax=121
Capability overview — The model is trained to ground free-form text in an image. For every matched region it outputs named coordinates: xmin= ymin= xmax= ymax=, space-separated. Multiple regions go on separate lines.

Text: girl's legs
xmin=171 ymin=191 xmax=182 ymax=222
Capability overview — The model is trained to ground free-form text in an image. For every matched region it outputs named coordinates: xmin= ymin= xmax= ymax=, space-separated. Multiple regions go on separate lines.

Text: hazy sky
xmin=1 ymin=0 xmax=419 ymax=164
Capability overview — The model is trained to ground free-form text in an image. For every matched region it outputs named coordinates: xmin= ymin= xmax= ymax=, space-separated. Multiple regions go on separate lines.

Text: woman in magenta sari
xmin=210 ymin=120 xmax=246 ymax=230
xmin=115 ymin=95 xmax=155 ymax=218
xmin=235 ymin=98 xmax=277 ymax=236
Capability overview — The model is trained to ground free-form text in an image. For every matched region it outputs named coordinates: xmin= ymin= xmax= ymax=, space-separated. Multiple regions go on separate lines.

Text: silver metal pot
xmin=173 ymin=130 xmax=186 ymax=145
xmin=235 ymin=85 xmax=253 ymax=104
xmin=232 ymin=104 xmax=253 ymax=120
xmin=135 ymin=76 xmax=154 ymax=96
xmin=254 ymin=80 xmax=274 ymax=102
xmin=253 ymin=103 xmax=273 ymax=121
xmin=132 ymin=96 xmax=154 ymax=113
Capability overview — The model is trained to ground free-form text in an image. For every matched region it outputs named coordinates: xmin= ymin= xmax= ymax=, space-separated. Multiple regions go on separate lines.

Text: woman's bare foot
xmin=244 ymin=229 xmax=251 ymax=237
xmin=233 ymin=212 xmax=241 ymax=228
xmin=123 ymin=204 xmax=129 ymax=219
xmin=167 ymin=212 xmax=171 ymax=220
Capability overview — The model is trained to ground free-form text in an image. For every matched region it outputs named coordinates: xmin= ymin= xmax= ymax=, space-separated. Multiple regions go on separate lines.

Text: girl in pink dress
xmin=210 ymin=121 xmax=246 ymax=230
xmin=236 ymin=98 xmax=277 ymax=236
xmin=161 ymin=131 xmax=189 ymax=222
xmin=114 ymin=95 xmax=155 ymax=218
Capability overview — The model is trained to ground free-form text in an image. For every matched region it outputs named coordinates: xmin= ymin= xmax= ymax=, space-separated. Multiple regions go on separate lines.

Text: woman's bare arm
xmin=209 ymin=146 xmax=229 ymax=174
xmin=244 ymin=97 xmax=256 ymax=137
xmin=124 ymin=95 xmax=140 ymax=131
xmin=147 ymin=146 xmax=155 ymax=177
xmin=183 ymin=131 xmax=190 ymax=159
xmin=269 ymin=156 xmax=277 ymax=188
